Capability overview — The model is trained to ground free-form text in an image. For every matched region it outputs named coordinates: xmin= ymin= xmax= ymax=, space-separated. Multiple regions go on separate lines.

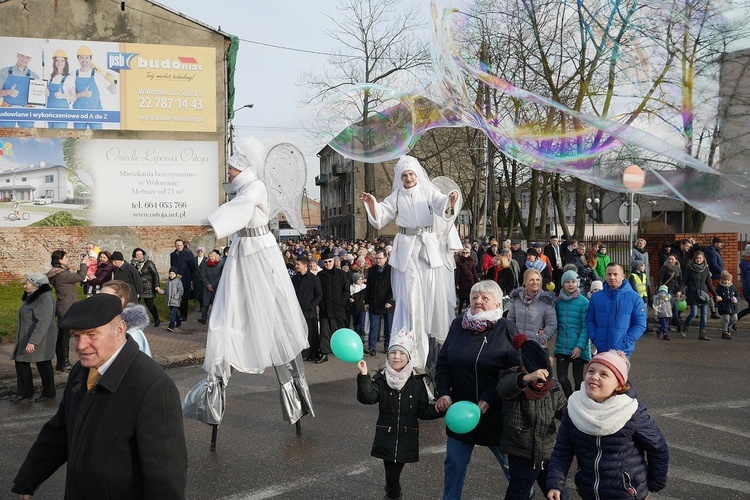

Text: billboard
xmin=0 ymin=37 xmax=216 ymax=132
xmin=0 ymin=138 xmax=218 ymax=226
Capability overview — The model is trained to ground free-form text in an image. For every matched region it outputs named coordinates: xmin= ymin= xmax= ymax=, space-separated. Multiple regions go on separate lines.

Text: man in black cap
xmin=511 ymin=240 xmax=526 ymax=271
xmin=316 ymin=251 xmax=350 ymax=363
xmin=110 ymin=251 xmax=142 ymax=304
xmin=12 ymin=294 xmax=187 ymax=499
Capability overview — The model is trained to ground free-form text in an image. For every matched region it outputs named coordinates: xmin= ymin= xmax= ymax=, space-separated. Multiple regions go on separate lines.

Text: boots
xmin=58 ymin=347 xmax=72 ymax=371
xmin=680 ymin=325 xmax=687 ymax=338
xmin=722 ymin=331 xmax=732 ymax=340
xmin=698 ymin=329 xmax=711 ymax=341
xmin=198 ymin=306 xmax=208 ymax=324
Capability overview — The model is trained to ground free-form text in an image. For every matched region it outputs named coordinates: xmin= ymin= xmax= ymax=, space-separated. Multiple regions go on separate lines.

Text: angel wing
xmin=262 ymin=143 xmax=307 ymax=232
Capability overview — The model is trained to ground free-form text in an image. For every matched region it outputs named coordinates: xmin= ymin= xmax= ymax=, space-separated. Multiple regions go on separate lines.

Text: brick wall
xmin=643 ymin=232 xmax=739 ymax=287
xmin=0 ymin=226 xmax=217 ymax=284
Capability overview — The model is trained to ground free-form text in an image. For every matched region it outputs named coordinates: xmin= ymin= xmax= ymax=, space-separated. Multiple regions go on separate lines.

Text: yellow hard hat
xmin=52 ymin=49 xmax=68 ymax=59
xmin=77 ymin=46 xmax=93 ymax=57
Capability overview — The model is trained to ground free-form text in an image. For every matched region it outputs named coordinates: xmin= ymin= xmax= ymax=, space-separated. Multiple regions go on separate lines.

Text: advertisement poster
xmin=0 ymin=37 xmax=216 ymax=132
xmin=0 ymin=138 xmax=218 ymax=227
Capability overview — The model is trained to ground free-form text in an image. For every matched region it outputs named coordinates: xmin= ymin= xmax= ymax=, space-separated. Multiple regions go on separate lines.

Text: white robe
xmin=203 ymin=170 xmax=309 ymax=376
xmin=364 ymin=183 xmax=456 ymax=369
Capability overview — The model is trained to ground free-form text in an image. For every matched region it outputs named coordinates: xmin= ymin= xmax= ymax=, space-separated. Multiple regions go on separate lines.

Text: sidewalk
xmin=0 ymin=316 xmax=208 ymax=397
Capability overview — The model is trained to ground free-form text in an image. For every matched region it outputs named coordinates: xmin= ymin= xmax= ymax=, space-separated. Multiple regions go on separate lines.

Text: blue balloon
xmin=445 ymin=401 xmax=481 ymax=434
xmin=331 ymin=328 xmax=364 ymax=363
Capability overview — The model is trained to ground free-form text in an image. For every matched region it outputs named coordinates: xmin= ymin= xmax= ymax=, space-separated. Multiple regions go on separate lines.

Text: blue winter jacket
xmin=740 ymin=259 xmax=750 ymax=300
xmin=586 ymin=280 xmax=646 ymax=356
xmin=547 ymin=402 xmax=669 ymax=500
xmin=703 ymin=244 xmax=724 ymax=280
xmin=554 ymin=291 xmax=592 ymax=361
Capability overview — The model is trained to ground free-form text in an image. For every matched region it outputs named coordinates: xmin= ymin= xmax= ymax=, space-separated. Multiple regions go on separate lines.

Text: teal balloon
xmin=677 ymin=299 xmax=687 ymax=312
xmin=331 ymin=328 xmax=364 ymax=363
xmin=445 ymin=401 xmax=481 ymax=434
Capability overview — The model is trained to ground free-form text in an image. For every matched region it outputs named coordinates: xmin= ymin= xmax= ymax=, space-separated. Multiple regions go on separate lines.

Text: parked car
xmin=34 ymin=195 xmax=53 ymax=205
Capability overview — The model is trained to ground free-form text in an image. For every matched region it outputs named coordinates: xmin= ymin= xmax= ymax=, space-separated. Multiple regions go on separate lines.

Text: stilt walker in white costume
xmin=183 ymin=137 xmax=313 ymax=440
xmin=360 ymin=156 xmax=462 ymax=374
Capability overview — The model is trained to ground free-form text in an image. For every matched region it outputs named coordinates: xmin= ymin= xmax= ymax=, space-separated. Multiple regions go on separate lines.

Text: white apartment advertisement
xmin=83 ymin=139 xmax=218 ymax=226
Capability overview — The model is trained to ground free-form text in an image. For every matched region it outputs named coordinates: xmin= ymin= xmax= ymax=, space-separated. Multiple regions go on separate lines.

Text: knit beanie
xmin=561 ymin=269 xmax=579 ymax=285
xmin=658 ymin=285 xmax=668 ymax=294
xmin=26 ymin=273 xmax=49 ymax=287
xmin=588 ymin=350 xmax=630 ymax=386
xmin=511 ymin=334 xmax=551 ymax=373
xmin=169 ymin=266 xmax=178 ymax=274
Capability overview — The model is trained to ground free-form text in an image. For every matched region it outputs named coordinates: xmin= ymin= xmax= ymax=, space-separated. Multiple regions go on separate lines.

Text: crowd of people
xmin=11 ymin=159 xmax=750 ymax=500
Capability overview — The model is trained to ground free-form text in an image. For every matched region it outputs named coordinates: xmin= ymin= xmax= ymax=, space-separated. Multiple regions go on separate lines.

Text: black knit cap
xmin=60 ymin=294 xmax=123 ymax=330
xmin=512 ymin=334 xmax=551 ymax=373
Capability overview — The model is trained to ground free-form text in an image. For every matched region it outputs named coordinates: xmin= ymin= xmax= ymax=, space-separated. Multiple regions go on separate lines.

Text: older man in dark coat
xmin=170 ymin=238 xmax=196 ymax=321
xmin=293 ymin=256 xmax=323 ymax=361
xmin=316 ymin=251 xmax=349 ymax=363
xmin=365 ymin=250 xmax=395 ymax=354
xmin=110 ymin=251 xmax=142 ymax=304
xmin=12 ymin=294 xmax=187 ymax=499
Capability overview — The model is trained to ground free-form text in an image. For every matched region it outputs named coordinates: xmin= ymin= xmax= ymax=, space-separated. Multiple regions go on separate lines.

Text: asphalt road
xmin=0 ymin=333 xmax=749 ymax=499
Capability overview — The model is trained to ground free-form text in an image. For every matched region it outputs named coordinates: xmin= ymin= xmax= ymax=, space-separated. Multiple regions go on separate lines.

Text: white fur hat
xmin=228 ymin=136 xmax=265 ymax=175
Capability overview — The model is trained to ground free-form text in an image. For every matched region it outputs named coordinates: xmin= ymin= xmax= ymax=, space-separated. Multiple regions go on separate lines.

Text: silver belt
xmin=237 ymin=224 xmax=270 ymax=237
xmin=398 ymin=225 xmax=433 ymax=236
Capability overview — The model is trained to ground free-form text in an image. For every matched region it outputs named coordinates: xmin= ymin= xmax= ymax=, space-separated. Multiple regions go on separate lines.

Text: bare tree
xmin=300 ymin=0 xmax=430 ymax=240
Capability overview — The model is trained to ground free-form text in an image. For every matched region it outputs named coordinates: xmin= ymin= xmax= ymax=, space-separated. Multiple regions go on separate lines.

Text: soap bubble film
xmin=322 ymin=0 xmax=750 ymax=222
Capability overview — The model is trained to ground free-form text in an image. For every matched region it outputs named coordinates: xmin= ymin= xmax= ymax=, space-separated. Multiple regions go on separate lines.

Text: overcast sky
xmin=157 ymin=0 xmax=370 ymax=200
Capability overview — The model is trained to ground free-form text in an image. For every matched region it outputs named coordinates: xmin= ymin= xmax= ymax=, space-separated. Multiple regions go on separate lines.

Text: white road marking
xmin=667 ymin=465 xmax=750 ymax=494
xmin=219 ymin=444 xmax=447 ymax=499
xmin=660 ymin=413 xmax=750 ymax=439
xmin=669 ymin=443 xmax=750 ymax=468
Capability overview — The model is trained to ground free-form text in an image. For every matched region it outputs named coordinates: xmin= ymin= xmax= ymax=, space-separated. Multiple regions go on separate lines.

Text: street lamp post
xmin=228 ymin=103 xmax=254 ymax=156
xmin=585 ymin=197 xmax=600 ymax=238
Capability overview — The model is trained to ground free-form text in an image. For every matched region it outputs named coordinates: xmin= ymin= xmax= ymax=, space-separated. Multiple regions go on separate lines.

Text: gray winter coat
xmin=46 ymin=263 xmax=87 ymax=319
xmin=164 ymin=278 xmax=184 ymax=307
xmin=507 ymin=288 xmax=558 ymax=346
xmin=13 ymin=284 xmax=57 ymax=363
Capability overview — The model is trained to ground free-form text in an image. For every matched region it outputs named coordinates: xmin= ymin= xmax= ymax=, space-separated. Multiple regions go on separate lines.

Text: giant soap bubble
xmin=322 ymin=0 xmax=750 ymax=223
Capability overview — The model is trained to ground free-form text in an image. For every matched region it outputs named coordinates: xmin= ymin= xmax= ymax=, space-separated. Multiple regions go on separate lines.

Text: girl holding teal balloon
xmin=357 ymin=328 xmax=444 ymax=500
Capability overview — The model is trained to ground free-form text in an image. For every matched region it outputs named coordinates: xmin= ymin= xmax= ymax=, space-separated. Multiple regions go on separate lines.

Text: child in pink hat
xmin=546 ymin=350 xmax=670 ymax=500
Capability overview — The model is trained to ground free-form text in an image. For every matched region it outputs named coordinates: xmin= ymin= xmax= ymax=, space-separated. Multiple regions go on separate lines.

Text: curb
xmin=0 ymin=348 xmax=206 ymax=399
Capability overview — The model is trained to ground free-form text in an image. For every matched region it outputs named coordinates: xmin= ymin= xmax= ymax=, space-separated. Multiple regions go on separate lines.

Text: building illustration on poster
xmin=0 ymin=36 xmax=216 ymax=132
xmin=0 ymin=138 xmax=218 ymax=226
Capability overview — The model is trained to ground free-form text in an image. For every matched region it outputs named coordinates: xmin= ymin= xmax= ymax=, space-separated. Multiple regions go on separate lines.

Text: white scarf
xmin=384 ymin=360 xmax=414 ymax=392
xmin=567 ymin=384 xmax=639 ymax=436
xmin=465 ymin=307 xmax=504 ymax=323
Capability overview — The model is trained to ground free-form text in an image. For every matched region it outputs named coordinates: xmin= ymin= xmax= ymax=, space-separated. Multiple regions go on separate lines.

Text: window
xmin=45 ymin=175 xmax=54 ymax=183
xmin=21 ymin=177 xmax=27 ymax=182
xmin=4 ymin=179 xmax=8 ymax=183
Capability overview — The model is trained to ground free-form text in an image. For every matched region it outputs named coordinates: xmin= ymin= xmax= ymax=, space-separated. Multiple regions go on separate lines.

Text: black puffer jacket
xmin=435 ymin=316 xmax=520 ymax=445
xmin=497 ymin=368 xmax=567 ymax=464
xmin=132 ymin=256 xmax=159 ymax=300
xmin=357 ymin=372 xmax=442 ymax=463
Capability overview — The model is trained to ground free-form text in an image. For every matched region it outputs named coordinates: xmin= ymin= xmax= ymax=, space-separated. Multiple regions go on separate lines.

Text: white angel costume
xmin=363 ymin=156 xmax=462 ymax=370
xmin=194 ymin=137 xmax=313 ymax=425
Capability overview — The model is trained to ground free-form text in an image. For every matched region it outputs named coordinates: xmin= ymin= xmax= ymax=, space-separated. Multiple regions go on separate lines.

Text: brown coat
xmin=46 ymin=263 xmax=87 ymax=319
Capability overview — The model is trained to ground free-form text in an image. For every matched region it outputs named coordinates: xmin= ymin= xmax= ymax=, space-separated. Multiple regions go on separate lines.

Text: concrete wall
xmin=0 ymin=0 xmax=230 ymax=282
